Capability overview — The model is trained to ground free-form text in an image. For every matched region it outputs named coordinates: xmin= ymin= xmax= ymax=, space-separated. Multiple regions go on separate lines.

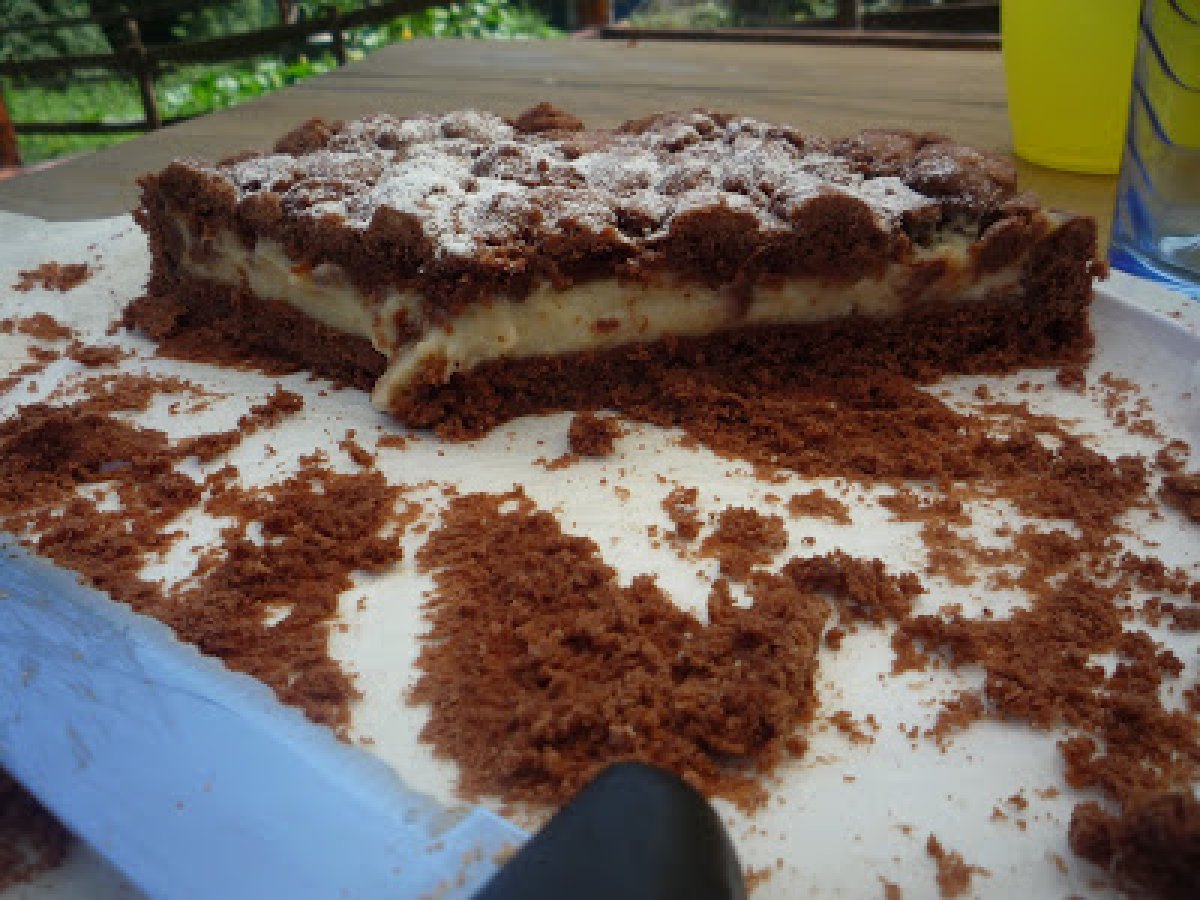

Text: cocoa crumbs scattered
xmin=700 ymin=506 xmax=788 ymax=579
xmin=0 ymin=355 xmax=57 ymax=396
xmin=661 ymin=485 xmax=702 ymax=542
xmin=567 ymin=411 xmax=620 ymax=457
xmin=1069 ymin=793 xmax=1200 ymax=900
xmin=619 ymin=372 xmax=1147 ymax=542
xmin=0 ymin=313 xmax=74 ymax=341
xmin=895 ymin=573 xmax=1200 ymax=804
xmin=12 ymin=262 xmax=91 ymax=293
xmin=47 ymin=372 xmax=203 ymax=414
xmin=925 ymin=833 xmax=989 ymax=898
xmin=879 ymin=876 xmax=903 ymax=899
xmin=0 ymin=390 xmax=396 ymax=730
xmin=786 ymin=488 xmax=851 ymax=524
xmin=154 ymin=460 xmax=403 ymax=730
xmin=177 ymin=385 xmax=303 ymax=462
xmin=0 ymin=770 xmax=70 ymax=892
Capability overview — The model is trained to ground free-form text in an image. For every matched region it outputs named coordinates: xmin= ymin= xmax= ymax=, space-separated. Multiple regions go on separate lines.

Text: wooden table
xmin=0 ymin=39 xmax=1116 ymax=241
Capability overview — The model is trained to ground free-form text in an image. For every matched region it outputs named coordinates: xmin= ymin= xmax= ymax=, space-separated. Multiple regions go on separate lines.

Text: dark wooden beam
xmin=0 ymin=88 xmax=21 ymax=167
xmin=599 ymin=26 xmax=1000 ymax=50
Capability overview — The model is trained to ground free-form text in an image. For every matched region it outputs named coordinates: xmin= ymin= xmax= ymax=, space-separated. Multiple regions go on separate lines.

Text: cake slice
xmin=128 ymin=103 xmax=1103 ymax=437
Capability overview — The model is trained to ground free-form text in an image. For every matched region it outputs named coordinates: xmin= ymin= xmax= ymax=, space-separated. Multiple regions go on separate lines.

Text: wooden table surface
xmin=0 ymin=39 xmax=1116 ymax=242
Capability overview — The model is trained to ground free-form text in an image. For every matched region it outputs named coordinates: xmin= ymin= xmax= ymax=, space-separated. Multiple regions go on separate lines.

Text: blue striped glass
xmin=1109 ymin=0 xmax=1200 ymax=298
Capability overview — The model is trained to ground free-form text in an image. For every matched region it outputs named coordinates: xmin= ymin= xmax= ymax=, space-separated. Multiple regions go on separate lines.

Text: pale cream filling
xmin=176 ymin=225 xmax=1026 ymax=410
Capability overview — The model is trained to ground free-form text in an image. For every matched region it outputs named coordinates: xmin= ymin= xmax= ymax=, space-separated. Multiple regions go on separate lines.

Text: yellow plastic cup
xmin=1002 ymin=0 xmax=1141 ymax=174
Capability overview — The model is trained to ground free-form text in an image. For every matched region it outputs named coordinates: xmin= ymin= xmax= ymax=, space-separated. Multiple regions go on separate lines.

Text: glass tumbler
xmin=1109 ymin=0 xmax=1200 ymax=298
xmin=1002 ymin=0 xmax=1141 ymax=175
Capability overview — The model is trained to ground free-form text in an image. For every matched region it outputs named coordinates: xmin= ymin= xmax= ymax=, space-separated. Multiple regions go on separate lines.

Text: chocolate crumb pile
xmin=0 ymin=770 xmax=70 ymax=891
xmin=1069 ymin=793 xmax=1200 ymax=900
xmin=411 ymin=491 xmax=921 ymax=811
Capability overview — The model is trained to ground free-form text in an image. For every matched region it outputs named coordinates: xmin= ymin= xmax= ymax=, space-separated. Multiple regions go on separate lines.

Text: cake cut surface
xmin=129 ymin=103 xmax=1103 ymax=436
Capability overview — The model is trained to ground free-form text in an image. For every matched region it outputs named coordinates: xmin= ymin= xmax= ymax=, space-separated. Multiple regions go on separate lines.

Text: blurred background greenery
xmin=1 ymin=0 xmax=563 ymax=163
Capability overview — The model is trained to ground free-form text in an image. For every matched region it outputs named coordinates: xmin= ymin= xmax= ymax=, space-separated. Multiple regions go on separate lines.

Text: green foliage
xmin=3 ymin=0 xmax=562 ymax=164
xmin=157 ymin=55 xmax=338 ymax=118
xmin=166 ymin=1 xmax=280 ymax=42
xmin=0 ymin=1 xmax=108 ymax=61
xmin=628 ymin=1 xmax=730 ymax=29
xmin=385 ymin=0 xmax=563 ymax=39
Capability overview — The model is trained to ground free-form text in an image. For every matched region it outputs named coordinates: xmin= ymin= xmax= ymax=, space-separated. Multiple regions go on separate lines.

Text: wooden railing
xmin=0 ymin=0 xmax=430 ymax=166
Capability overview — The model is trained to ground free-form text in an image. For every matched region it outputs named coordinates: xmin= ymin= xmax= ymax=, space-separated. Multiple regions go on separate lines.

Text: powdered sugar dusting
xmin=210 ymin=109 xmax=956 ymax=261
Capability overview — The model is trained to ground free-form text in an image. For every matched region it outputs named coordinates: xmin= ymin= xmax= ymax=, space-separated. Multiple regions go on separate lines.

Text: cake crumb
xmin=65 ymin=341 xmax=130 ymax=367
xmin=879 ymin=876 xmax=903 ymax=900
xmin=568 ymin=411 xmax=621 ymax=457
xmin=662 ymin=486 xmax=702 ymax=543
xmin=700 ymin=506 xmax=788 ymax=579
xmin=926 ymin=833 xmax=989 ymax=898
xmin=0 ymin=313 xmax=74 ymax=341
xmin=378 ymin=432 xmax=409 ymax=450
xmin=787 ymin=489 xmax=851 ymax=524
xmin=744 ymin=865 xmax=773 ymax=893
xmin=339 ymin=431 xmax=376 ymax=468
xmin=13 ymin=261 xmax=91 ymax=292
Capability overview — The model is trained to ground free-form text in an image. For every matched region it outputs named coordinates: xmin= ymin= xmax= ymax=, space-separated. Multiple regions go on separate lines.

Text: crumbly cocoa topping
xmin=0 ymin=770 xmax=70 ymax=892
xmin=138 ymin=105 xmax=1037 ymax=310
xmin=509 ymin=101 xmax=585 ymax=135
xmin=567 ymin=411 xmax=620 ymax=457
xmin=13 ymin=262 xmax=92 ymax=293
xmin=1069 ymin=793 xmax=1200 ymax=900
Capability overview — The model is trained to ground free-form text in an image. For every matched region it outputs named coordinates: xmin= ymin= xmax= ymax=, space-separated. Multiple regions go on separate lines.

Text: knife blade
xmin=0 ymin=539 xmax=525 ymax=899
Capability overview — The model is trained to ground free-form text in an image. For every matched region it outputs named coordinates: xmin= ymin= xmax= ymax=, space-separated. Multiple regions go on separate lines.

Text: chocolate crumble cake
xmin=129 ymin=103 xmax=1103 ymax=436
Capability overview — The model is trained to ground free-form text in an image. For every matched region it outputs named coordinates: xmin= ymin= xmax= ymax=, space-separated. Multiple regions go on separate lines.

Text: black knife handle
xmin=473 ymin=762 xmax=746 ymax=900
